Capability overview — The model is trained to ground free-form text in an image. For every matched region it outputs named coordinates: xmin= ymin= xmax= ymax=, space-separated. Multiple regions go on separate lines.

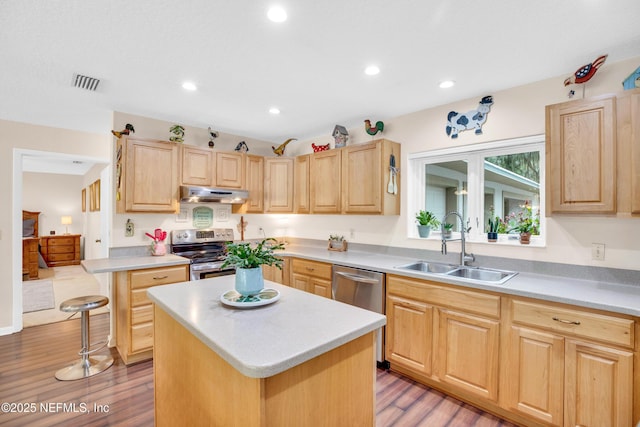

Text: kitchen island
xmin=147 ymin=276 xmax=386 ymax=427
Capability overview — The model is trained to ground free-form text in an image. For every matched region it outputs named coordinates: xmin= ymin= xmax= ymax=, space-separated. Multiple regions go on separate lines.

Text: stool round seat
xmin=55 ymin=295 xmax=113 ymax=381
xmin=60 ymin=295 xmax=109 ymax=313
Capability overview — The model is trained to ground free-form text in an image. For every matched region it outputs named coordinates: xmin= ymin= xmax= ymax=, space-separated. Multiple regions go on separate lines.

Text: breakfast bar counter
xmin=147 ymin=276 xmax=386 ymax=426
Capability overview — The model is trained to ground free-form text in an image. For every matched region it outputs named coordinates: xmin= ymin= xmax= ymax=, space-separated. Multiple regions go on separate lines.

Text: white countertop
xmin=81 ymin=254 xmax=189 ymax=273
xmin=279 ymin=245 xmax=640 ymax=317
xmin=147 ymin=276 xmax=386 ymax=378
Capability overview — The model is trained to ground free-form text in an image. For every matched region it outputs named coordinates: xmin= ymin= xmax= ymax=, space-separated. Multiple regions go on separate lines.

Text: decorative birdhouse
xmin=332 ymin=125 xmax=349 ymax=148
xmin=623 ymin=66 xmax=640 ymax=90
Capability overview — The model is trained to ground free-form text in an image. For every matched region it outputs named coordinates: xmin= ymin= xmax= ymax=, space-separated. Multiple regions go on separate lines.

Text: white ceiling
xmin=2 ymin=0 xmax=640 ymax=145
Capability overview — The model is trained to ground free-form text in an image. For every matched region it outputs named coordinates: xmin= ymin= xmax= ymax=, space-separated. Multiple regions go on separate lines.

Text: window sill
xmin=413 ymin=234 xmax=545 ymax=248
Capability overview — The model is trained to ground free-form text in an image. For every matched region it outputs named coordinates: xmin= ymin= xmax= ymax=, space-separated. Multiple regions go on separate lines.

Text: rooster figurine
xmin=111 ymin=123 xmax=135 ymax=138
xmin=564 ymin=54 xmax=608 ymax=86
xmin=272 ymin=138 xmax=297 ymax=156
xmin=364 ymin=119 xmax=384 ymax=136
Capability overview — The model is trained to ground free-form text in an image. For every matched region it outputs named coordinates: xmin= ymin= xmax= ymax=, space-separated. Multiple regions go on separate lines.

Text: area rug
xmin=22 ymin=280 xmax=55 ymax=313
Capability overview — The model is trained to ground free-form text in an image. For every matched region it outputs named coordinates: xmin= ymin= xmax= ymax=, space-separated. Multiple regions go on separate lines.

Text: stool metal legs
xmin=55 ymin=310 xmax=114 ymax=381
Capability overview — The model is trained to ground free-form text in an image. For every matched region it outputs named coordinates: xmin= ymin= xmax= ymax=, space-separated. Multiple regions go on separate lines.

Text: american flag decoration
xmin=564 ymin=54 xmax=608 ymax=86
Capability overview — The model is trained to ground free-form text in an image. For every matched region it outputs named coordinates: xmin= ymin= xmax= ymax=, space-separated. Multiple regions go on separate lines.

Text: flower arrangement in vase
xmin=442 ymin=223 xmax=454 ymax=239
xmin=328 ymin=234 xmax=347 ymax=251
xmin=145 ymin=228 xmax=167 ymax=255
xmin=221 ymin=238 xmax=285 ymax=296
xmin=415 ymin=210 xmax=440 ymax=238
xmin=506 ymin=201 xmax=540 ymax=244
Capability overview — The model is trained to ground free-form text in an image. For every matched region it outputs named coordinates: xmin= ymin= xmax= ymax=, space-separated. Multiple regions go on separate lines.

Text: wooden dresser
xmin=40 ymin=234 xmax=81 ymax=267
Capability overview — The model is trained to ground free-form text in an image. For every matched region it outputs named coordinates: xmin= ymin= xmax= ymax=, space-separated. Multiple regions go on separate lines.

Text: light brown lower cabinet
xmin=115 ymin=264 xmax=189 ymax=365
xmin=291 ymin=258 xmax=332 ymax=299
xmin=262 ymin=256 xmax=290 ymax=286
xmin=385 ymin=274 xmax=638 ymax=427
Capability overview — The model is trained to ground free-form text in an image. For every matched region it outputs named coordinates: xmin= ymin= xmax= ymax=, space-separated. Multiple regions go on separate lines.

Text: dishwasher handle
xmin=334 ymin=271 xmax=380 ymax=284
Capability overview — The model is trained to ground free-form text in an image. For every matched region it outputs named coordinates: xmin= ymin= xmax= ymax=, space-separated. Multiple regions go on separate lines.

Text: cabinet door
xmin=617 ymin=89 xmax=640 ymax=214
xmin=309 ymin=278 xmax=332 ymax=299
xmin=294 ymin=155 xmax=311 ymax=213
xmin=565 ymin=340 xmax=633 ymax=427
xmin=342 ymin=141 xmax=382 ymax=213
xmin=265 ymin=158 xmax=294 ymax=213
xmin=631 ymin=91 xmax=640 ymax=214
xmin=546 ymin=96 xmax=616 ymax=214
xmin=215 ymin=152 xmax=245 ymax=188
xmin=502 ymin=326 xmax=564 ymax=426
xmin=124 ymin=139 xmax=179 ymax=213
xmin=310 ymin=150 xmax=341 ymax=213
xmin=437 ymin=308 xmax=500 ymax=401
xmin=181 ymin=145 xmax=214 ymax=186
xmin=291 ymin=273 xmax=309 ymax=292
xmin=244 ymin=154 xmax=264 ymax=213
xmin=386 ymin=294 xmax=433 ymax=377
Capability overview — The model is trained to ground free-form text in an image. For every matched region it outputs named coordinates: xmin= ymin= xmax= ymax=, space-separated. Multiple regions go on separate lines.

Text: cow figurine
xmin=446 ymin=95 xmax=494 ymax=139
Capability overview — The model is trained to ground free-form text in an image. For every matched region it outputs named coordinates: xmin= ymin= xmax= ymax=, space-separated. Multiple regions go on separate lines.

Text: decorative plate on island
xmin=220 ymin=288 xmax=280 ymax=308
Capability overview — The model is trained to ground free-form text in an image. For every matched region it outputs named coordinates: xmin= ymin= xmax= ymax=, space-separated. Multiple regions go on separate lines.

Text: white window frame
xmin=407 ymin=134 xmax=546 ymax=246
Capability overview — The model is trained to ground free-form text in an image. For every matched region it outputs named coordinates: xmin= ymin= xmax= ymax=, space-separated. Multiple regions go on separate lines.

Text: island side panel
xmin=153 ymin=306 xmax=376 ymax=426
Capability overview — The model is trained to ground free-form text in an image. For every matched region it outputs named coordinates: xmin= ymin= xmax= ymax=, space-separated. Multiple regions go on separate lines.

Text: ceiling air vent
xmin=72 ymin=73 xmax=100 ymax=91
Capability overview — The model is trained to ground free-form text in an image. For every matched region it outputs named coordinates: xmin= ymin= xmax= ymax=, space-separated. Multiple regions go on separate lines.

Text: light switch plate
xmin=592 ymin=243 xmax=605 ymax=261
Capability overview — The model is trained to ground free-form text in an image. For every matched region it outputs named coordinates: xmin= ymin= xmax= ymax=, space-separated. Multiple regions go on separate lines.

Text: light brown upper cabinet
xmin=265 ymin=157 xmax=294 ymax=213
xmin=117 ymin=138 xmax=179 ymax=213
xmin=240 ymin=154 xmax=264 ymax=213
xmin=546 ymin=94 xmax=617 ymax=214
xmin=215 ymin=152 xmax=245 ymax=189
xmin=342 ymin=139 xmax=400 ymax=215
xmin=180 ymin=144 xmax=214 ymax=187
xmin=294 ymin=154 xmax=311 ymax=214
xmin=615 ymin=88 xmax=640 ymax=215
xmin=310 ymin=150 xmax=341 ymax=213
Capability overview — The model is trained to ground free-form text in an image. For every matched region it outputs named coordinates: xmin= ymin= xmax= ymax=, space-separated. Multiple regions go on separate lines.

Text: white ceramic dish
xmin=220 ymin=288 xmax=280 ymax=308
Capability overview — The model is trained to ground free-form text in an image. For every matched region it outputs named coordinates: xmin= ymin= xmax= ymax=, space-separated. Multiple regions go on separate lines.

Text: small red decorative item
xmin=312 ymin=143 xmax=330 ymax=152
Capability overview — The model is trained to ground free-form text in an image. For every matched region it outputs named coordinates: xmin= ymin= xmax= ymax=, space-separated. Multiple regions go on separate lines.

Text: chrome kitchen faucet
xmin=441 ymin=211 xmax=475 ymax=266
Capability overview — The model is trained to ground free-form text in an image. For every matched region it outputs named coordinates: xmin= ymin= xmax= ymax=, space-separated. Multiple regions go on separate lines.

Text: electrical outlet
xmin=350 ymin=228 xmax=355 ymax=239
xmin=592 ymin=243 xmax=605 ymax=261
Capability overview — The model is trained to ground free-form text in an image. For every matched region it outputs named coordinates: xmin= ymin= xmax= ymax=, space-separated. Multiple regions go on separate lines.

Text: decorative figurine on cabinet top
xmin=623 ymin=65 xmax=640 ymax=90
xmin=445 ymin=95 xmax=493 ymax=139
xmin=272 ymin=138 xmax=296 ymax=156
xmin=312 ymin=143 xmax=330 ymax=152
xmin=364 ymin=119 xmax=384 ymax=136
xmin=111 ymin=123 xmax=135 ymax=138
xmin=332 ymin=125 xmax=349 ymax=148
xmin=564 ymin=54 xmax=608 ymax=87
xmin=208 ymin=127 xmax=219 ymax=148
xmin=169 ymin=125 xmax=185 ymax=143
xmin=235 ymin=141 xmax=249 ymax=153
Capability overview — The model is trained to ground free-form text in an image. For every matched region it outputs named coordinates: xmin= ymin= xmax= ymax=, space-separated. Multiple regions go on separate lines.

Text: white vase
xmin=235 ymin=267 xmax=264 ymax=296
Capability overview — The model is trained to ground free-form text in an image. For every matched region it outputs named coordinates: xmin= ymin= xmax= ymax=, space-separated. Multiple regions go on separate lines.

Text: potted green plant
xmin=328 ymin=234 xmax=346 ymax=250
xmin=442 ymin=223 xmax=453 ymax=239
xmin=222 ymin=238 xmax=285 ymax=296
xmin=486 ymin=216 xmax=500 ymax=242
xmin=415 ymin=210 xmax=440 ymax=238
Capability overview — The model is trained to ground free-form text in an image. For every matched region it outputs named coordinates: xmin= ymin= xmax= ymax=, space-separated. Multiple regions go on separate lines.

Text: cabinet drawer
xmin=130 ymin=266 xmax=188 ymax=289
xmin=131 ymin=288 xmax=152 ymax=307
xmin=48 ymin=253 xmax=75 ymax=262
xmin=48 ymin=245 xmax=74 ymax=254
xmin=131 ymin=304 xmax=153 ymax=325
xmin=292 ymin=259 xmax=332 ymax=280
xmin=511 ymin=299 xmax=634 ymax=348
xmin=131 ymin=323 xmax=153 ymax=352
xmin=387 ymin=275 xmax=500 ymax=318
xmin=48 ymin=237 xmax=76 ymax=246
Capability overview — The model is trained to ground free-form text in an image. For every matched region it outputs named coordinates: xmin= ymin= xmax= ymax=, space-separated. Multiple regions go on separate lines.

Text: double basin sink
xmin=396 ymin=261 xmax=517 ymax=285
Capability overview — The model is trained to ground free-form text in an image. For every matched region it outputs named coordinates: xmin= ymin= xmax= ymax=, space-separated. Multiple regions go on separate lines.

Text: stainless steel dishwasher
xmin=332 ymin=265 xmax=386 ymax=364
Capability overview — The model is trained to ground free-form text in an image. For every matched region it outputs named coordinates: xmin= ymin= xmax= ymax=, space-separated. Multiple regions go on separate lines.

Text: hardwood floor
xmin=0 ymin=315 xmax=518 ymax=426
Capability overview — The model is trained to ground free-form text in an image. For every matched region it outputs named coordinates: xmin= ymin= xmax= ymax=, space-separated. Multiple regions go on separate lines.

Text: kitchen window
xmin=408 ymin=135 xmax=545 ymax=245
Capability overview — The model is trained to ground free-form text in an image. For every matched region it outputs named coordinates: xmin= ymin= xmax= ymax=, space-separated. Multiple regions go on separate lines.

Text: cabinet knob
xmin=95 ymin=239 xmax=102 ymax=243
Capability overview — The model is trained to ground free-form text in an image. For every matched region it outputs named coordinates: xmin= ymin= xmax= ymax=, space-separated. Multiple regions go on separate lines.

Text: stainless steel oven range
xmin=170 ymin=229 xmax=236 ymax=281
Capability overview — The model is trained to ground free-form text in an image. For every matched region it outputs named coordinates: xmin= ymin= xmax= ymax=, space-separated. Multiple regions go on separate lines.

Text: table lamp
xmin=61 ymin=216 xmax=72 ymax=235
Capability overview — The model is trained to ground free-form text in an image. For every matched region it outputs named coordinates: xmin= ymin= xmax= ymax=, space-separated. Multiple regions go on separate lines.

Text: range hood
xmin=180 ymin=186 xmax=249 ymax=204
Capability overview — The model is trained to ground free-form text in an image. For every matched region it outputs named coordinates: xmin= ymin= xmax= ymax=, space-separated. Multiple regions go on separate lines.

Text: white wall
xmin=22 ymin=172 xmax=85 ymax=236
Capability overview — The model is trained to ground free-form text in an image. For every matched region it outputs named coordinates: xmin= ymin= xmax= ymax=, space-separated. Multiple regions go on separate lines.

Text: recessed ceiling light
xmin=182 ymin=81 xmax=197 ymax=91
xmin=267 ymin=6 xmax=287 ymax=22
xmin=364 ymin=65 xmax=380 ymax=76
xmin=439 ymin=80 xmax=455 ymax=89
xmin=269 ymin=107 xmax=281 ymax=115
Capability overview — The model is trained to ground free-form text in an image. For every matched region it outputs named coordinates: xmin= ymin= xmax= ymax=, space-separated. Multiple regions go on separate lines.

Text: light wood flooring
xmin=0 ymin=314 xmax=518 ymax=426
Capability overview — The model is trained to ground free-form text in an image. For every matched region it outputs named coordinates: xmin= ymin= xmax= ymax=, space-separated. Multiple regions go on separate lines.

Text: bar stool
xmin=55 ymin=295 xmax=114 ymax=381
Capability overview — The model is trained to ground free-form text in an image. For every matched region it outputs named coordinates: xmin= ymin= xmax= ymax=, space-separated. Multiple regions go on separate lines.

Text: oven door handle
xmin=334 ymin=271 xmax=379 ymax=284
